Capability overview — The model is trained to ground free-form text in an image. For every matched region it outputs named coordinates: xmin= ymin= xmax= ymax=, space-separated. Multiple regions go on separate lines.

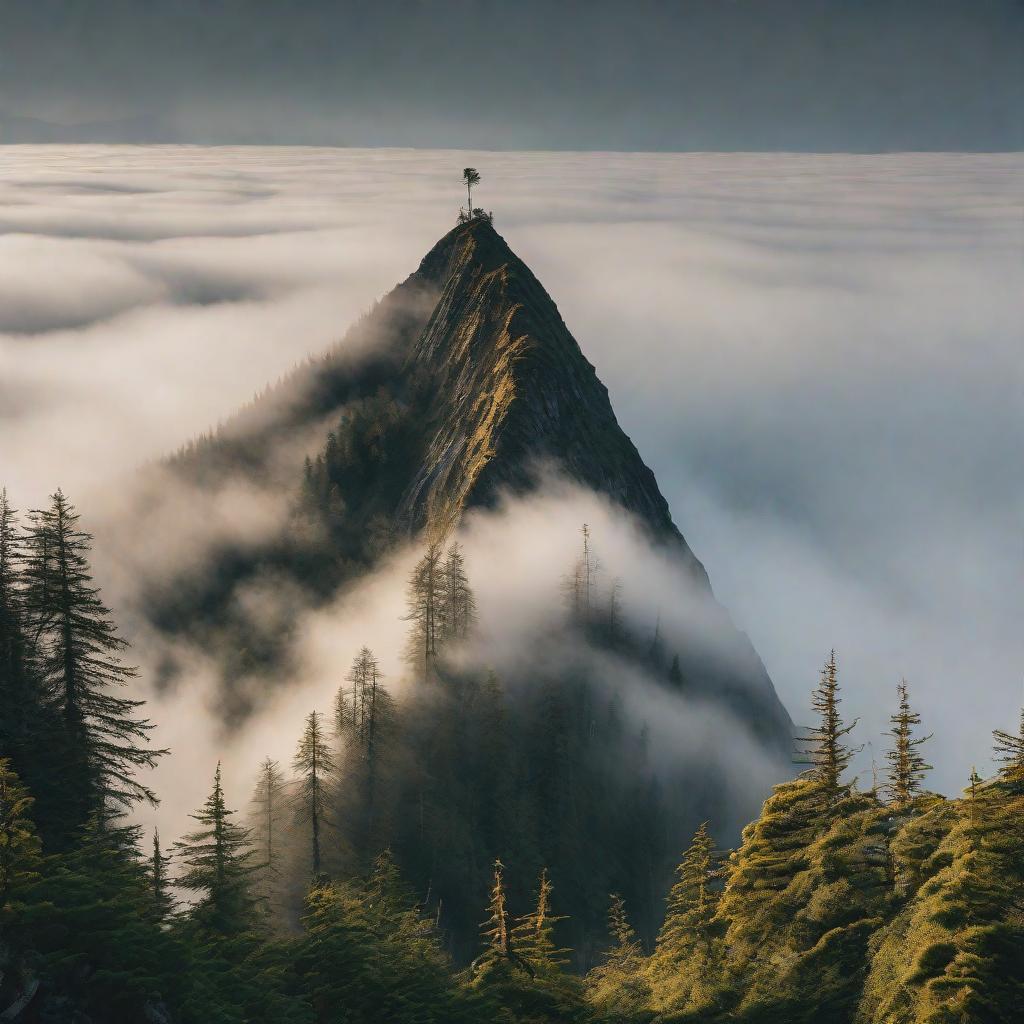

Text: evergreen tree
xmin=404 ymin=542 xmax=444 ymax=677
xmin=667 ymin=652 xmax=683 ymax=690
xmin=657 ymin=822 xmax=717 ymax=954
xmin=20 ymin=490 xmax=163 ymax=831
xmin=993 ymin=704 xmax=1024 ymax=784
xmin=585 ymin=893 xmax=651 ymax=1021
xmin=0 ymin=758 xmax=41 ymax=902
xmin=647 ymin=822 xmax=720 ymax=1013
xmin=796 ymin=649 xmax=859 ymax=799
xmin=150 ymin=828 xmax=175 ymax=921
xmin=294 ymin=711 xmax=335 ymax=880
xmin=173 ymin=763 xmax=258 ymax=934
xmin=250 ymin=756 xmax=287 ymax=914
xmin=480 ymin=858 xmax=511 ymax=959
xmin=884 ymin=678 xmax=933 ymax=807
xmin=442 ymin=542 xmax=476 ymax=642
xmin=511 ymin=868 xmax=570 ymax=974
xmin=0 ymin=490 xmax=38 ymax=780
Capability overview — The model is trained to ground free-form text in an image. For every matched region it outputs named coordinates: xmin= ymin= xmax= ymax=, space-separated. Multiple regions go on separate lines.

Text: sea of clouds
xmin=1 ymin=146 xmax=1021 ymax=829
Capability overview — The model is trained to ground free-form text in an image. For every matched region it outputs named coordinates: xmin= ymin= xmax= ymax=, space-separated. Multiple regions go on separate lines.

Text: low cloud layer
xmin=1 ymin=147 xmax=1021 ymax=803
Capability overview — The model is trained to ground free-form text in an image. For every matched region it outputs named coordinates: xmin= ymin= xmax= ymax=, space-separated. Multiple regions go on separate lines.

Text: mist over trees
xmin=1 ymin=487 xmax=1022 ymax=1021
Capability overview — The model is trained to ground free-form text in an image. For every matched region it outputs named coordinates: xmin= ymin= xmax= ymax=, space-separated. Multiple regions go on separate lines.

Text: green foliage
xmin=884 ymin=679 xmax=933 ymax=808
xmin=173 ymin=763 xmax=260 ymax=935
xmin=0 ymin=758 xmax=41 ymax=903
xmin=21 ymin=490 xmax=165 ymax=837
xmin=293 ymin=710 xmax=335 ymax=879
xmin=292 ymin=863 xmax=473 ymax=1023
xmin=586 ymin=894 xmax=651 ymax=1023
xmin=646 ymin=823 xmax=721 ymax=1015
xmin=795 ymin=650 xmax=858 ymax=799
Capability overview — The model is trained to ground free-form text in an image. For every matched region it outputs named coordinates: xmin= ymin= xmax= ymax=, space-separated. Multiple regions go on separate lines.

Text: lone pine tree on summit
xmin=463 ymin=166 xmax=480 ymax=217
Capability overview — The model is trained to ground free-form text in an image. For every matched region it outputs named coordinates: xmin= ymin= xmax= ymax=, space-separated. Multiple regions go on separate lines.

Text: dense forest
xmin=1 ymin=486 xmax=1022 ymax=1023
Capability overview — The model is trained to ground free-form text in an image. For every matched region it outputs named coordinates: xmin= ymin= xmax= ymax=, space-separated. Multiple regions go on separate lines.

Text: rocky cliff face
xmin=392 ymin=220 xmax=708 ymax=584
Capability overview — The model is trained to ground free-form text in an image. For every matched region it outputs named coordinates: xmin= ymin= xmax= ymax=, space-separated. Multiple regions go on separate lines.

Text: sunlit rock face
xmin=395 ymin=218 xmax=707 ymax=586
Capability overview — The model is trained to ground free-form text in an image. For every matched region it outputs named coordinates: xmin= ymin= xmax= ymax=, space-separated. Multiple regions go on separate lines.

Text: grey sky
xmin=0 ymin=0 xmax=1021 ymax=150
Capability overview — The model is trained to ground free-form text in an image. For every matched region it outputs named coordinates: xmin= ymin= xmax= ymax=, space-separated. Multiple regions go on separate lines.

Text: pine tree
xmin=993 ymin=705 xmax=1024 ymax=784
xmin=0 ymin=489 xmax=37 ymax=769
xmin=0 ymin=757 xmax=41 ymax=901
xmin=250 ymin=756 xmax=287 ymax=913
xmin=173 ymin=763 xmax=258 ymax=934
xmin=511 ymin=868 xmax=570 ymax=974
xmin=667 ymin=653 xmax=684 ymax=690
xmin=403 ymin=542 xmax=444 ymax=677
xmin=585 ymin=893 xmax=651 ymax=1020
xmin=341 ymin=646 xmax=389 ymax=750
xmin=441 ymin=542 xmax=476 ymax=642
xmin=294 ymin=711 xmax=335 ymax=879
xmin=657 ymin=822 xmax=717 ymax=956
xmin=150 ymin=828 xmax=175 ymax=920
xmin=884 ymin=678 xmax=933 ymax=807
xmin=20 ymin=490 xmax=164 ymax=829
xmin=480 ymin=858 xmax=511 ymax=958
xmin=796 ymin=649 xmax=859 ymax=798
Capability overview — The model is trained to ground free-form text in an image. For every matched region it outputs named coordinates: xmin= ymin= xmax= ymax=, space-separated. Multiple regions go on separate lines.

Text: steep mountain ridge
xmin=395 ymin=221 xmax=708 ymax=587
xmin=158 ymin=217 xmax=788 ymax=745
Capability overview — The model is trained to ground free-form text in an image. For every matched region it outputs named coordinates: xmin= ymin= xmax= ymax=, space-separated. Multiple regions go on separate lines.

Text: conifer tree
xmin=0 ymin=758 xmax=41 ymax=901
xmin=404 ymin=542 xmax=444 ymax=677
xmin=149 ymin=828 xmax=175 ymax=920
xmin=480 ymin=858 xmax=511 ymax=959
xmin=442 ymin=542 xmax=476 ymax=642
xmin=20 ymin=490 xmax=163 ymax=828
xmin=668 ymin=653 xmax=684 ymax=689
xmin=250 ymin=756 xmax=286 ymax=912
xmin=511 ymin=868 xmax=570 ymax=974
xmin=0 ymin=489 xmax=36 ymax=768
xmin=293 ymin=711 xmax=335 ymax=879
xmin=796 ymin=649 xmax=859 ymax=799
xmin=173 ymin=763 xmax=258 ymax=934
xmin=884 ymin=678 xmax=933 ymax=807
xmin=993 ymin=705 xmax=1024 ymax=784
xmin=585 ymin=893 xmax=651 ymax=1020
xmin=657 ymin=822 xmax=717 ymax=956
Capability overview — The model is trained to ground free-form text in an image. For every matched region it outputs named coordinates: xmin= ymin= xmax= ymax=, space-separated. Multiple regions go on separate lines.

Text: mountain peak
xmin=394 ymin=218 xmax=710 ymax=585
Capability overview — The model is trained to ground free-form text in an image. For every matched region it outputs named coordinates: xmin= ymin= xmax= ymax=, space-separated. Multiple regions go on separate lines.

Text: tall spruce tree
xmin=20 ymin=490 xmax=163 ymax=832
xmin=480 ymin=858 xmax=511 ymax=959
xmin=585 ymin=893 xmax=651 ymax=1020
xmin=796 ymin=649 xmax=859 ymax=799
xmin=511 ymin=868 xmax=570 ymax=974
xmin=442 ymin=542 xmax=476 ymax=642
xmin=293 ymin=711 xmax=335 ymax=879
xmin=404 ymin=542 xmax=444 ymax=677
xmin=647 ymin=822 xmax=720 ymax=1012
xmin=250 ymin=756 xmax=287 ymax=913
xmin=149 ymin=828 xmax=175 ymax=921
xmin=173 ymin=762 xmax=258 ymax=934
xmin=884 ymin=679 xmax=933 ymax=807
xmin=656 ymin=822 xmax=717 ymax=956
